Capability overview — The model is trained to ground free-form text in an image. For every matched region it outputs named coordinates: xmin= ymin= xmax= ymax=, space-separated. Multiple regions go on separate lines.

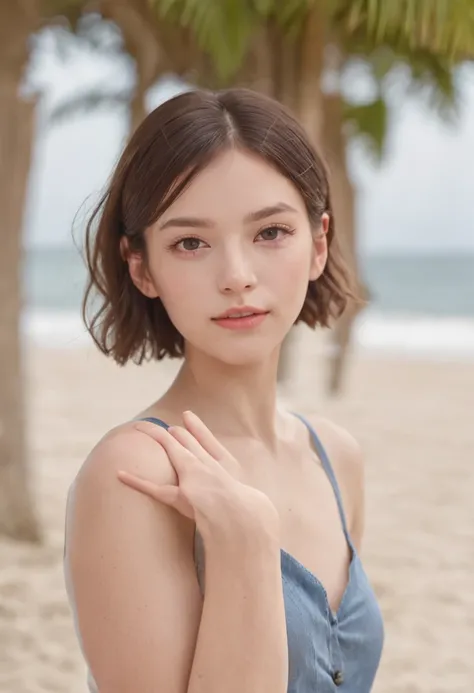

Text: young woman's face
xmin=135 ymin=149 xmax=327 ymax=366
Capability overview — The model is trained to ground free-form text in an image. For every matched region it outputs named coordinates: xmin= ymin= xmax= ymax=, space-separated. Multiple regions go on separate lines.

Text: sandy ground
xmin=1 ymin=326 xmax=473 ymax=692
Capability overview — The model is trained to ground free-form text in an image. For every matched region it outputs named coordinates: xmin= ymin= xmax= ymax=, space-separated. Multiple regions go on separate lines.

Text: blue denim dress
xmin=143 ymin=416 xmax=385 ymax=692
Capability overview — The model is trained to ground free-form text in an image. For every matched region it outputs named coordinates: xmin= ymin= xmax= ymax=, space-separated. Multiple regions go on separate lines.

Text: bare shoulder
xmin=305 ymin=414 xmax=365 ymax=549
xmin=75 ymin=420 xmax=178 ymax=492
xmin=66 ymin=421 xmax=201 ymax=693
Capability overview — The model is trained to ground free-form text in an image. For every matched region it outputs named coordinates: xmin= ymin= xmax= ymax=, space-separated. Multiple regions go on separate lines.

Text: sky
xmin=23 ymin=38 xmax=474 ymax=255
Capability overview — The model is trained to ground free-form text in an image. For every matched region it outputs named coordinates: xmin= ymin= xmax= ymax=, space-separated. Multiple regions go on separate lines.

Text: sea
xmin=23 ymin=246 xmax=474 ymax=360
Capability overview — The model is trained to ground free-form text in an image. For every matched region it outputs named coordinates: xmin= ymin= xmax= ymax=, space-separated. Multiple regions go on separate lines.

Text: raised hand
xmin=118 ymin=410 xmax=278 ymax=533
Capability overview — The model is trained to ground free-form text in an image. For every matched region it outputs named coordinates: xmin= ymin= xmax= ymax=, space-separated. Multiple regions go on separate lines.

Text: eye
xmin=256 ymin=224 xmax=294 ymax=242
xmin=173 ymin=236 xmax=206 ymax=252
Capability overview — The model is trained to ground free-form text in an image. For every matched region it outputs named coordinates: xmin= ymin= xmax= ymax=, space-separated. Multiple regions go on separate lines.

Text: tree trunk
xmin=0 ymin=52 xmax=41 ymax=540
xmin=100 ymin=0 xmax=165 ymax=135
xmin=276 ymin=9 xmax=326 ymax=385
xmin=321 ymin=93 xmax=367 ymax=395
xmin=295 ymin=7 xmax=325 ymax=146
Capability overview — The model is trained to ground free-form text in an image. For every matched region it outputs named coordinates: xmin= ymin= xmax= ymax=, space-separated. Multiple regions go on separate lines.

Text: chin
xmin=185 ymin=332 xmax=283 ymax=368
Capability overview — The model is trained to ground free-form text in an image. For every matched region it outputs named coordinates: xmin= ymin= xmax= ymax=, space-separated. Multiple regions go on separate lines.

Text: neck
xmin=159 ymin=347 xmax=282 ymax=446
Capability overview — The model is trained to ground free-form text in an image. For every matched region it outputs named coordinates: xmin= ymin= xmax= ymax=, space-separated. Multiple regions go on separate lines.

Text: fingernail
xmin=134 ymin=421 xmax=149 ymax=431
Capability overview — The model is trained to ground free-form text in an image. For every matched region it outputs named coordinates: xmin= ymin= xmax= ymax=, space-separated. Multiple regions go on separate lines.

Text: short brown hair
xmin=83 ymin=87 xmax=355 ymax=365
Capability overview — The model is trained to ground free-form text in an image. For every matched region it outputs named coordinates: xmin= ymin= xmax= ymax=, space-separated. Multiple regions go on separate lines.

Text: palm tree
xmin=0 ymin=0 xmax=46 ymax=542
xmin=0 ymin=0 xmax=180 ymax=541
xmin=0 ymin=0 xmax=89 ymax=541
xmin=322 ymin=1 xmax=474 ymax=392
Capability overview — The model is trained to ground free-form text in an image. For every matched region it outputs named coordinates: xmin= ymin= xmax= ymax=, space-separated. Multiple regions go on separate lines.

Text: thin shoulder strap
xmin=294 ymin=413 xmax=352 ymax=544
xmin=139 ymin=416 xmax=169 ymax=429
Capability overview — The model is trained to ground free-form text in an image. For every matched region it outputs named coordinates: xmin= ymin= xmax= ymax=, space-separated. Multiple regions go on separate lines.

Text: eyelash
xmin=168 ymin=224 xmax=296 ymax=253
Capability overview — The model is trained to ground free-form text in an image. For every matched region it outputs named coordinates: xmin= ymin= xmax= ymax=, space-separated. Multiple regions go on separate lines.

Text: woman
xmin=64 ymin=88 xmax=384 ymax=693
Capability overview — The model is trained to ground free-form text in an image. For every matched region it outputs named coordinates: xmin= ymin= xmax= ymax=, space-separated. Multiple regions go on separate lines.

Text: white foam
xmin=22 ymin=309 xmax=474 ymax=360
xmin=22 ymin=310 xmax=92 ymax=348
xmin=354 ymin=312 xmax=474 ymax=360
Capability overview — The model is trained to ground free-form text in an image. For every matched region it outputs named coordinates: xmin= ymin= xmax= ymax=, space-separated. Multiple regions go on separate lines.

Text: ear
xmin=309 ymin=213 xmax=329 ymax=281
xmin=120 ymin=236 xmax=159 ymax=299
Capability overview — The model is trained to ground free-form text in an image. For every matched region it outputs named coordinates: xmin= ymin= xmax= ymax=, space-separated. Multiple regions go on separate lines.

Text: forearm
xmin=187 ymin=527 xmax=288 ymax=693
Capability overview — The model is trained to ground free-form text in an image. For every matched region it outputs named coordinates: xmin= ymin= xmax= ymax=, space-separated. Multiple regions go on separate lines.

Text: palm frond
xmin=150 ymin=0 xmax=259 ymax=80
xmin=252 ymin=0 xmax=276 ymax=14
xmin=334 ymin=0 xmax=474 ymax=60
xmin=346 ymin=43 xmax=461 ymax=121
xmin=404 ymin=51 xmax=460 ymax=120
xmin=344 ymin=96 xmax=388 ymax=161
xmin=273 ymin=0 xmax=309 ymax=36
xmin=341 ymin=45 xmax=460 ymax=158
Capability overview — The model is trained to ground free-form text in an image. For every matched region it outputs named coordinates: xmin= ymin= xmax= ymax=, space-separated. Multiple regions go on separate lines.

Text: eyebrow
xmin=158 ymin=202 xmax=299 ymax=231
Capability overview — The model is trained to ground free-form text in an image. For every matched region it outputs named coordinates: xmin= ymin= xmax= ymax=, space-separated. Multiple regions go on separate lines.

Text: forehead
xmin=159 ymin=149 xmax=306 ymax=223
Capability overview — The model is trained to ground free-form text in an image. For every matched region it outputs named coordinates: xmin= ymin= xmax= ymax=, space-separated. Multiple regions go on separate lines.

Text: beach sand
xmin=1 ymin=325 xmax=473 ymax=692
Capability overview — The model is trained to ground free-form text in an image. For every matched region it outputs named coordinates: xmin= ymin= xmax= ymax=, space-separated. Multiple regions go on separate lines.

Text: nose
xmin=217 ymin=247 xmax=257 ymax=295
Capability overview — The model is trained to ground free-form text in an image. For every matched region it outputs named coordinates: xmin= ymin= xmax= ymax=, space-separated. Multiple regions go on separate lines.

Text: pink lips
xmin=212 ymin=306 xmax=269 ymax=330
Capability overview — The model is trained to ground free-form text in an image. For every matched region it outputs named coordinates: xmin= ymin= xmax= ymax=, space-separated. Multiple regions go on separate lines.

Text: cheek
xmin=153 ymin=265 xmax=206 ymax=327
xmin=268 ymin=241 xmax=314 ymax=317
xmin=266 ymin=240 xmax=313 ymax=286
xmin=159 ymin=276 xmax=190 ymax=309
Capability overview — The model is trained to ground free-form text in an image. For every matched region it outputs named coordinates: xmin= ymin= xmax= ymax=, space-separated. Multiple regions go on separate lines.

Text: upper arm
xmin=307 ymin=416 xmax=365 ymax=551
xmin=66 ymin=427 xmax=202 ymax=693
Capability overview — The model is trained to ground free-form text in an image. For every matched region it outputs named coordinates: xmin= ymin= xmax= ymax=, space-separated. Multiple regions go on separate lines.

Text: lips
xmin=211 ymin=309 xmax=269 ymax=331
xmin=212 ymin=306 xmax=268 ymax=320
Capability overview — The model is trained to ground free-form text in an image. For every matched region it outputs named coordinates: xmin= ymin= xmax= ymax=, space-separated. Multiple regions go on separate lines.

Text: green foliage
xmin=334 ymin=0 xmax=474 ymax=59
xmin=341 ymin=46 xmax=459 ymax=162
xmin=148 ymin=0 xmax=319 ymax=78
xmin=333 ymin=0 xmax=470 ymax=159
xmin=253 ymin=0 xmax=275 ymax=13
xmin=344 ymin=96 xmax=387 ymax=161
xmin=404 ymin=50 xmax=459 ymax=119
xmin=150 ymin=0 xmax=259 ymax=80
xmin=272 ymin=0 xmax=313 ymax=37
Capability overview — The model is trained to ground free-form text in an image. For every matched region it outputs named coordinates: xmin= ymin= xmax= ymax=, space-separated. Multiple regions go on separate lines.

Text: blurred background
xmin=1 ymin=2 xmax=473 ymax=692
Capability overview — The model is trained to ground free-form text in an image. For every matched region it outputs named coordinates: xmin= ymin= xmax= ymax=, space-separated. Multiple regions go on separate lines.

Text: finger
xmin=168 ymin=425 xmax=214 ymax=464
xmin=182 ymin=411 xmax=230 ymax=460
xmin=133 ymin=421 xmax=194 ymax=473
xmin=118 ymin=470 xmax=180 ymax=506
xmin=132 ymin=420 xmax=173 ymax=444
